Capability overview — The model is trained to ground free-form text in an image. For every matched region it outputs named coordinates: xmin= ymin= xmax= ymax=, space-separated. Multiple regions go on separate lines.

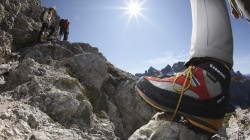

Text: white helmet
xmin=50 ymin=5 xmax=56 ymax=10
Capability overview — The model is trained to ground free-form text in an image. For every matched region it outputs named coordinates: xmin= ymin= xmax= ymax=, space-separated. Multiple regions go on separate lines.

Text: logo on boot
xmin=217 ymin=96 xmax=225 ymax=103
xmin=210 ymin=64 xmax=226 ymax=79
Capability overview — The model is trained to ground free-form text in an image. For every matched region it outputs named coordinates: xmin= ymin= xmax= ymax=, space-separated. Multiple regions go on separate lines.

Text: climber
xmin=37 ymin=6 xmax=56 ymax=43
xmin=59 ymin=19 xmax=70 ymax=41
xmin=228 ymin=0 xmax=250 ymax=23
xmin=136 ymin=0 xmax=233 ymax=136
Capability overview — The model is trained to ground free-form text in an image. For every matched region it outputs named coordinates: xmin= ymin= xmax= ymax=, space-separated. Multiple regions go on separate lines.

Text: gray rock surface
xmin=0 ymin=0 xmax=156 ymax=139
xmin=0 ymin=30 xmax=12 ymax=64
xmin=226 ymin=107 xmax=250 ymax=140
xmin=0 ymin=0 xmax=243 ymax=139
xmin=129 ymin=112 xmax=228 ymax=140
xmin=0 ymin=95 xmax=82 ymax=140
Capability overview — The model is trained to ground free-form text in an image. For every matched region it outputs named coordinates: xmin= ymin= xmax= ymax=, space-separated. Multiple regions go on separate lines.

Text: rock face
xmin=0 ymin=40 xmax=158 ymax=139
xmin=0 ymin=0 xmax=60 ymax=46
xmin=226 ymin=107 xmax=250 ymax=140
xmin=1 ymin=0 xmax=247 ymax=139
xmin=228 ymin=79 xmax=250 ymax=112
xmin=227 ymin=70 xmax=250 ymax=112
xmin=0 ymin=0 xmax=157 ymax=139
xmin=0 ymin=96 xmax=82 ymax=140
xmin=129 ymin=112 xmax=227 ymax=140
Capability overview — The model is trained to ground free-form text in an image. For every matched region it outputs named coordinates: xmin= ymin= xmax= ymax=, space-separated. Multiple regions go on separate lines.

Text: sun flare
xmin=123 ymin=0 xmax=145 ymax=22
xmin=127 ymin=1 xmax=142 ymax=17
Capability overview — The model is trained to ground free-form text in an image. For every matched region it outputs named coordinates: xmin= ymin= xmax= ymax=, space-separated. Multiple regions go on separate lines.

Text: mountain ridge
xmin=135 ymin=62 xmax=249 ymax=78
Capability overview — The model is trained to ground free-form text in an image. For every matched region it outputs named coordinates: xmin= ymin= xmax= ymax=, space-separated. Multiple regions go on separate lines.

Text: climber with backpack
xmin=37 ymin=6 xmax=56 ymax=43
xmin=59 ymin=19 xmax=70 ymax=41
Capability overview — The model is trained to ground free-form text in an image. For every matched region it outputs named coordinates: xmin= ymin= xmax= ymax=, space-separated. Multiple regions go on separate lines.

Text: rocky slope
xmin=226 ymin=107 xmax=250 ymax=140
xmin=0 ymin=0 xmax=248 ymax=139
xmin=0 ymin=41 xmax=156 ymax=139
xmin=0 ymin=0 xmax=155 ymax=139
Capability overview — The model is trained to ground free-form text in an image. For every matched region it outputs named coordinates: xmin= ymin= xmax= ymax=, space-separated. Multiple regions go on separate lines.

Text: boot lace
xmin=171 ymin=66 xmax=193 ymax=121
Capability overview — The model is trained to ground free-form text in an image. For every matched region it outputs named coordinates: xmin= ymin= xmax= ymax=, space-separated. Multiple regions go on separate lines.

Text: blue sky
xmin=42 ymin=0 xmax=250 ymax=75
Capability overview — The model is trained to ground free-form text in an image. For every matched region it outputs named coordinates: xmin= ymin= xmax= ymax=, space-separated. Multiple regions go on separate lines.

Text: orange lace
xmin=171 ymin=66 xmax=193 ymax=121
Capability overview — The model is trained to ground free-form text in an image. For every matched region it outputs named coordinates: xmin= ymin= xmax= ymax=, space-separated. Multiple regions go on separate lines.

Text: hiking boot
xmin=135 ymin=58 xmax=231 ymax=134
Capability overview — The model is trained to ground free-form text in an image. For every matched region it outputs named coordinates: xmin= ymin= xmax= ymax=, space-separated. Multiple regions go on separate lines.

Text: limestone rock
xmin=0 ymin=96 xmax=82 ymax=140
xmin=226 ymin=107 xmax=250 ymax=140
xmin=0 ymin=30 xmax=12 ymax=64
xmin=129 ymin=112 xmax=228 ymax=140
xmin=0 ymin=0 xmax=240 ymax=139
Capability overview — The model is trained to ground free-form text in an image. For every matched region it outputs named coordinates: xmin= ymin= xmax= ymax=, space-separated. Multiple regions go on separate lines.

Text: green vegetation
xmin=223 ymin=111 xmax=236 ymax=127
xmin=81 ymin=107 xmax=92 ymax=126
xmin=65 ymin=66 xmax=75 ymax=78
xmin=84 ymin=85 xmax=109 ymax=114
xmin=223 ymin=108 xmax=250 ymax=128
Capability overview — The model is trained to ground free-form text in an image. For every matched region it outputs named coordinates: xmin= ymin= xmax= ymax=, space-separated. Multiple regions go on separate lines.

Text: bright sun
xmin=127 ymin=1 xmax=142 ymax=16
xmin=123 ymin=0 xmax=145 ymax=22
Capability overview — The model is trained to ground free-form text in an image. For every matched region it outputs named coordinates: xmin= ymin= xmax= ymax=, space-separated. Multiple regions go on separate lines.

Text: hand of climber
xmin=231 ymin=7 xmax=240 ymax=19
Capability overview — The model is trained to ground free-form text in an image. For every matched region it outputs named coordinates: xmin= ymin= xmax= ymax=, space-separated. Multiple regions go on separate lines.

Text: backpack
xmin=59 ymin=19 xmax=70 ymax=28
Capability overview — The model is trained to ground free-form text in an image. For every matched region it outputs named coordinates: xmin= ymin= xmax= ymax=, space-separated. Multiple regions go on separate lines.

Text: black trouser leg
xmin=63 ymin=30 xmax=69 ymax=41
xmin=59 ymin=28 xmax=63 ymax=41
xmin=47 ymin=26 xmax=55 ymax=38
xmin=37 ymin=23 xmax=47 ymax=42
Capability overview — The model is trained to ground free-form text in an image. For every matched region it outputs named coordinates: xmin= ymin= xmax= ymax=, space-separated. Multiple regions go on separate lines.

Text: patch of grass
xmin=65 ymin=66 xmax=75 ymax=78
xmin=223 ymin=111 xmax=236 ymax=128
xmin=81 ymin=107 xmax=92 ymax=126
xmin=223 ymin=108 xmax=250 ymax=128
xmin=84 ymin=85 xmax=108 ymax=114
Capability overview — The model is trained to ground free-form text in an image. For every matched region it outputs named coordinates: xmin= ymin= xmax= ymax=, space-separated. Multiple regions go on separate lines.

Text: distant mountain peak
xmin=135 ymin=61 xmax=186 ymax=77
